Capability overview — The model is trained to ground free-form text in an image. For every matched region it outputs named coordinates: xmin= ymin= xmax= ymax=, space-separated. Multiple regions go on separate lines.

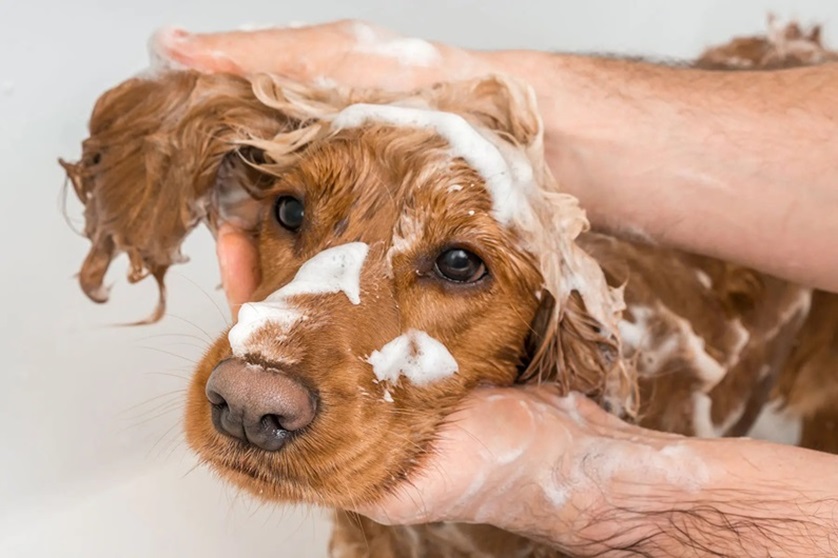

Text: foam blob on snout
xmin=367 ymin=329 xmax=459 ymax=386
xmin=228 ymin=242 xmax=369 ymax=356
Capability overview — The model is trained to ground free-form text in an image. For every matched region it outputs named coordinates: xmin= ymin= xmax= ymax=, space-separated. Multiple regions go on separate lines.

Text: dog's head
xmin=63 ymin=71 xmax=633 ymax=509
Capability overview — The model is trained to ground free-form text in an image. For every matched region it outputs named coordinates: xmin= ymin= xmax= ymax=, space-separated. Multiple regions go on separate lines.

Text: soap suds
xmin=331 ymin=104 xmax=536 ymax=228
xmin=748 ymin=400 xmax=803 ymax=446
xmin=228 ymin=298 xmax=304 ymax=357
xmin=691 ymin=392 xmax=716 ymax=438
xmin=570 ymin=438 xmax=710 ymax=495
xmin=714 ymin=401 xmax=746 ymax=437
xmin=351 ymin=21 xmax=440 ymax=66
xmin=386 ymin=212 xmax=424 ymax=272
xmin=236 ymin=21 xmax=308 ymax=31
xmin=619 ymin=304 xmax=727 ymax=390
xmin=367 ymin=329 xmax=458 ymax=386
xmin=228 ymin=242 xmax=369 ymax=355
xmin=695 ymin=270 xmax=713 ymax=289
xmin=147 ymin=27 xmax=189 ymax=73
xmin=272 ymin=242 xmax=368 ymax=304
xmin=540 ymin=478 xmax=569 ymax=508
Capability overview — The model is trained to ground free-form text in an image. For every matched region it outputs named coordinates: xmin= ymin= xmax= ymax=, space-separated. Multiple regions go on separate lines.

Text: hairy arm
xmin=487 ymin=52 xmax=838 ymax=292
xmin=162 ymin=21 xmax=838 ymax=292
xmin=484 ymin=400 xmax=838 ymax=557
xmin=351 ymin=388 xmax=838 ymax=557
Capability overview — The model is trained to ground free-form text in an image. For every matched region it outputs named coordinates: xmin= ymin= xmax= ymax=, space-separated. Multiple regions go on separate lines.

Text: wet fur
xmin=62 ymin=19 xmax=838 ymax=558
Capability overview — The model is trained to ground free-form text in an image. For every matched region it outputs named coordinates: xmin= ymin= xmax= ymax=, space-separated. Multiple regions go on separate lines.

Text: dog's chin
xmin=188 ymin=420 xmax=420 ymax=511
xmin=207 ymin=455 xmax=316 ymax=504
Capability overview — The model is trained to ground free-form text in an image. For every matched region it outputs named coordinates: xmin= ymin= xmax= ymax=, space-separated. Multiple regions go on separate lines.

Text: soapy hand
xmin=350 ymin=386 xmax=657 ymax=527
xmin=154 ymin=20 xmax=491 ymax=91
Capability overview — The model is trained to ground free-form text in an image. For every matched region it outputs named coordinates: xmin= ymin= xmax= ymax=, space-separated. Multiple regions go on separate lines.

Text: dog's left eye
xmin=434 ymin=249 xmax=487 ymax=283
xmin=274 ymin=196 xmax=305 ymax=231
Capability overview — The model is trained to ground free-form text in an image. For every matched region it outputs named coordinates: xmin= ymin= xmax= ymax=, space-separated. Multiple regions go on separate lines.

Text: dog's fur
xmin=61 ymin=19 xmax=838 ymax=557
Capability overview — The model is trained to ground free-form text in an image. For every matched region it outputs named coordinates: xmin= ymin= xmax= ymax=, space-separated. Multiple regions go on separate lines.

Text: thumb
xmin=217 ymin=224 xmax=261 ymax=317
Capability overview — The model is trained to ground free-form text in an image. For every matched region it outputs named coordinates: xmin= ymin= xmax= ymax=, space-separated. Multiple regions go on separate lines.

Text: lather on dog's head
xmin=61 ymin=70 xmax=634 ymax=508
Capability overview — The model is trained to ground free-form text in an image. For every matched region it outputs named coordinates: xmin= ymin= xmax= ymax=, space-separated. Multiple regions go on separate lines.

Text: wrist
xmin=472 ymin=392 xmax=609 ymax=548
xmin=476 ymin=394 xmax=694 ymax=553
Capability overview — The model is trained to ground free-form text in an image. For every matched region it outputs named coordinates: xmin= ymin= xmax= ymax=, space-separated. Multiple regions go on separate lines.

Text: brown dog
xmin=62 ymin=20 xmax=838 ymax=557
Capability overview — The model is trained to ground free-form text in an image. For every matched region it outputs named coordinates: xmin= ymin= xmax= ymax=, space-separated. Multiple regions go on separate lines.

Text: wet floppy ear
xmin=212 ymin=145 xmax=277 ymax=233
xmin=520 ymin=289 xmax=638 ymax=420
xmin=59 ymin=71 xmax=290 ymax=324
xmin=426 ymin=75 xmax=542 ymax=149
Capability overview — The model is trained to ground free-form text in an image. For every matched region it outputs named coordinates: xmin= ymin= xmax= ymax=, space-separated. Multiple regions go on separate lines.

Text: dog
xmin=61 ymin=19 xmax=838 ymax=557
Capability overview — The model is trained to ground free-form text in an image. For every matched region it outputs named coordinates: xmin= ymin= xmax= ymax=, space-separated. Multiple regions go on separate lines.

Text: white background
xmin=1 ymin=1 xmax=836 ymax=556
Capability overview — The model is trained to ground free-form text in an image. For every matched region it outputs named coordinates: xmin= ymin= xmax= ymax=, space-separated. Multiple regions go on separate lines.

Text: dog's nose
xmin=205 ymin=358 xmax=316 ymax=451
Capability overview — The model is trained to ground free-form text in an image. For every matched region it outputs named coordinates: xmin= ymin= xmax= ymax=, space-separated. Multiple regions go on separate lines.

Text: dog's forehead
xmin=282 ymin=102 xmax=541 ymax=254
xmin=285 ymin=126 xmax=499 ymax=249
xmin=329 ymin=103 xmax=537 ymax=229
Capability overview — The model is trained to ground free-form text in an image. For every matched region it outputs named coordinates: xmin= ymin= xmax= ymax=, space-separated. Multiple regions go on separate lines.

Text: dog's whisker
xmin=146 ymin=419 xmax=183 ymax=460
xmin=117 ymin=389 xmax=185 ymax=415
xmin=118 ymin=407 xmax=182 ymax=434
xmin=137 ymin=332 xmax=213 ymax=343
xmin=121 ymin=397 xmax=184 ymax=423
xmin=135 ymin=345 xmax=199 ymax=365
xmin=160 ymin=434 xmax=187 ymax=462
xmin=163 ymin=313 xmax=215 ymax=342
xmin=141 ymin=370 xmax=192 ymax=382
xmin=170 ymin=270 xmax=231 ymax=329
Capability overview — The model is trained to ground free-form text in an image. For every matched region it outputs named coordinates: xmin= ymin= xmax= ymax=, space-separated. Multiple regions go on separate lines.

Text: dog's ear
xmin=424 ymin=75 xmax=542 ymax=150
xmin=519 ymin=289 xmax=637 ymax=419
xmin=60 ymin=71 xmax=292 ymax=323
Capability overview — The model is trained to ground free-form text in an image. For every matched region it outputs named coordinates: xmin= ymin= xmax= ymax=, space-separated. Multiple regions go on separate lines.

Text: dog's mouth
xmin=201 ymin=434 xmax=317 ymax=497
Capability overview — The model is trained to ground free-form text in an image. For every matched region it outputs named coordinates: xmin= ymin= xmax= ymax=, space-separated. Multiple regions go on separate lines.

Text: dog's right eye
xmin=434 ymin=248 xmax=487 ymax=283
xmin=274 ymin=196 xmax=305 ymax=231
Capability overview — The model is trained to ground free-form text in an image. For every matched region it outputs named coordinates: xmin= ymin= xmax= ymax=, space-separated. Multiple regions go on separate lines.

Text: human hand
xmin=216 ymin=224 xmax=260 ymax=313
xmin=153 ymin=20 xmax=494 ymax=91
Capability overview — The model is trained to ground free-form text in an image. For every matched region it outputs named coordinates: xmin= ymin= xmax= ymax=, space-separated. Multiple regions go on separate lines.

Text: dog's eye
xmin=434 ymin=249 xmax=487 ymax=283
xmin=274 ymin=196 xmax=304 ymax=231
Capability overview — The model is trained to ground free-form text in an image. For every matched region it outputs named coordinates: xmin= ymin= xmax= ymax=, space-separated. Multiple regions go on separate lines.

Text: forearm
xmin=483 ymin=51 xmax=838 ymax=292
xmin=490 ymin=432 xmax=838 ymax=557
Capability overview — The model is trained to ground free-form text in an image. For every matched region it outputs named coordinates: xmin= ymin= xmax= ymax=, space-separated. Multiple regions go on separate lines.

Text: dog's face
xmin=62 ymin=70 xmax=631 ymax=509
xmin=185 ymin=120 xmax=553 ymax=508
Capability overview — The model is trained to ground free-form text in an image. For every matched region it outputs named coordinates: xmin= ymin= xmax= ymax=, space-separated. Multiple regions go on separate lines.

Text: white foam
xmin=620 ymin=304 xmax=727 ymax=389
xmin=691 ymin=392 xmax=716 ymax=438
xmin=351 ymin=22 xmax=440 ymax=66
xmin=237 ymin=21 xmax=307 ymax=31
xmin=228 ymin=298 xmax=304 ymax=356
xmin=571 ymin=438 xmax=710 ymax=494
xmin=748 ymin=400 xmax=803 ymax=446
xmin=228 ymin=242 xmax=368 ymax=356
xmin=367 ymin=329 xmax=458 ymax=386
xmin=385 ymin=213 xmax=423 ymax=272
xmin=331 ymin=104 xmax=534 ymax=228
xmin=695 ymin=270 xmax=713 ymax=289
xmin=274 ymin=242 xmax=368 ymax=304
